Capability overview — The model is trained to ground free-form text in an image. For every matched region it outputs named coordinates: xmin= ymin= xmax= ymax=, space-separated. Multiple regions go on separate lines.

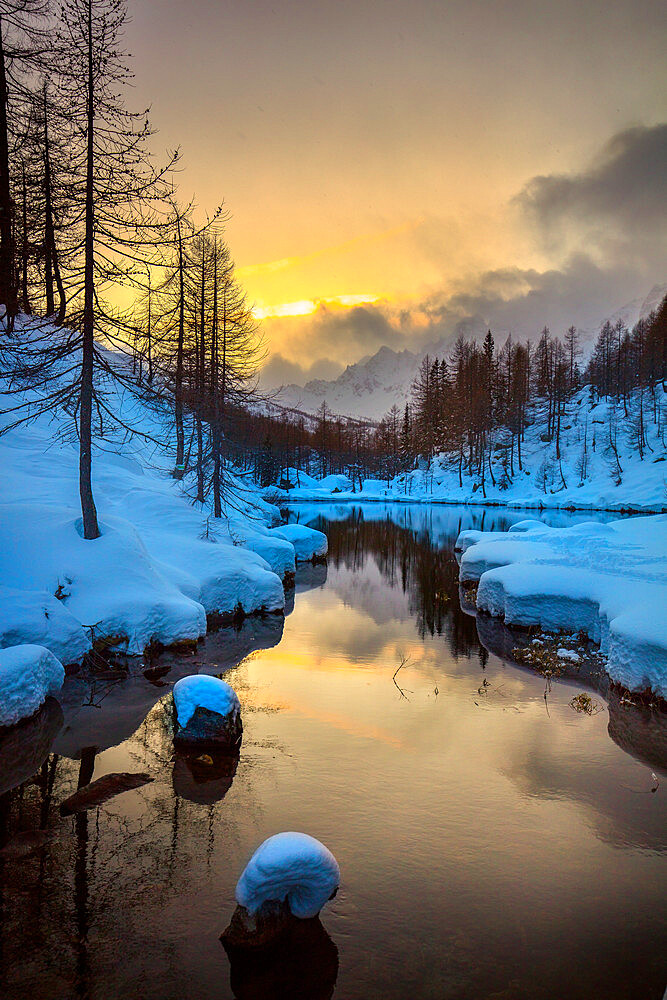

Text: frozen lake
xmin=0 ymin=503 xmax=665 ymax=999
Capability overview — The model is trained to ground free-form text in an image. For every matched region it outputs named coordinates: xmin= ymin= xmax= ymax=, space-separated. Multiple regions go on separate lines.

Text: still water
xmin=0 ymin=503 xmax=665 ymax=999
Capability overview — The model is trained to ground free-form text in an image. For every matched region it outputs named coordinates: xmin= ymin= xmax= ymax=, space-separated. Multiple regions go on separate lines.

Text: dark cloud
xmin=261 ymin=126 xmax=666 ymax=381
xmin=425 ymin=253 xmax=656 ymax=341
xmin=261 ymin=253 xmax=663 ymax=385
xmin=515 ymin=124 xmax=667 ymax=259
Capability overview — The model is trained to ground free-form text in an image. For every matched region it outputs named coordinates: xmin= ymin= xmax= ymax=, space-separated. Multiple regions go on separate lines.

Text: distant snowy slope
xmin=269 ymin=285 xmax=666 ymax=420
xmin=269 ymin=385 xmax=667 ymax=514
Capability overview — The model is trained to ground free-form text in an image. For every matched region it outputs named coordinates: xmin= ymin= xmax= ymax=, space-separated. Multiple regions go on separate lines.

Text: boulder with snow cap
xmin=172 ymin=674 xmax=242 ymax=749
xmin=221 ymin=832 xmax=340 ymax=948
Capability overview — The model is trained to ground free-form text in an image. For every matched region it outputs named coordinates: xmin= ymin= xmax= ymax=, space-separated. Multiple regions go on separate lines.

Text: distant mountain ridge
xmin=271 ymin=285 xmax=666 ymax=420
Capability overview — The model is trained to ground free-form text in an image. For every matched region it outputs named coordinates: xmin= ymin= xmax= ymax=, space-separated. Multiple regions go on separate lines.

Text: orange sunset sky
xmin=128 ymin=0 xmax=666 ymax=385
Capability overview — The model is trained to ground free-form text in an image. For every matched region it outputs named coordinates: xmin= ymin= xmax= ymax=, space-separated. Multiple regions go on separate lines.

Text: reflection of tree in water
xmin=309 ymin=508 xmax=482 ymax=658
xmin=0 ymin=692 xmax=276 ymax=1000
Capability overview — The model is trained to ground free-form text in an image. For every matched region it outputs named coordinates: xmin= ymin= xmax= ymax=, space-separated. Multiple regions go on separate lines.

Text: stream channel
xmin=0 ymin=503 xmax=665 ymax=999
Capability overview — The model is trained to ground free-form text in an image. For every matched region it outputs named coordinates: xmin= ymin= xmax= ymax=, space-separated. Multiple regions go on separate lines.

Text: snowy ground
xmin=456 ymin=516 xmax=667 ymax=698
xmin=0 ymin=326 xmax=328 ymax=717
xmin=269 ymin=387 xmax=667 ymax=514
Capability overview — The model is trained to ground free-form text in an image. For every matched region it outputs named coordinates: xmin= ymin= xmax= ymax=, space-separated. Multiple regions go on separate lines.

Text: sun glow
xmin=252 ymin=293 xmax=379 ymax=320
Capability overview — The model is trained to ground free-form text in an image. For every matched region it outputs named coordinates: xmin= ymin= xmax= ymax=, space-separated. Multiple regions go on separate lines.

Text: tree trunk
xmin=20 ymin=163 xmax=30 ymax=313
xmin=79 ymin=0 xmax=100 ymax=540
xmin=173 ymin=216 xmax=185 ymax=474
xmin=0 ymin=18 xmax=17 ymax=327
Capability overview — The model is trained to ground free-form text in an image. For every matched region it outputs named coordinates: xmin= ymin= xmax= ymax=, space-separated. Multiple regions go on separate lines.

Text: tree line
xmin=0 ymin=0 xmax=263 ymax=536
xmin=251 ymin=299 xmax=666 ymax=494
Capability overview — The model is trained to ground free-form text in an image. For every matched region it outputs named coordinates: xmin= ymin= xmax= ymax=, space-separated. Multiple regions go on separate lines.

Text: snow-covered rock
xmin=270 ymin=524 xmax=328 ymax=563
xmin=0 ymin=645 xmax=65 ymax=727
xmin=457 ymin=515 xmax=667 ymax=697
xmin=172 ymin=674 xmax=242 ymax=748
xmin=235 ymin=832 xmax=340 ymax=919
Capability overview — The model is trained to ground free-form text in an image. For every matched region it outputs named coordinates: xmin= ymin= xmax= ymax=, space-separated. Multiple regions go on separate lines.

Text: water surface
xmin=0 ymin=503 xmax=665 ymax=999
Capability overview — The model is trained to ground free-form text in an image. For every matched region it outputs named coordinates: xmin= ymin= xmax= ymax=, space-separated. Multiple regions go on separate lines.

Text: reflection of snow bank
xmin=0 ymin=645 xmax=65 ymax=726
xmin=236 ymin=832 xmax=340 ymax=919
xmin=457 ymin=516 xmax=667 ymax=697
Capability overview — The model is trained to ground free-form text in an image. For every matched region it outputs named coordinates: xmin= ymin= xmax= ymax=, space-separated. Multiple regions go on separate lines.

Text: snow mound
xmin=173 ymin=674 xmax=240 ymax=728
xmin=235 ymin=832 xmax=340 ymax=919
xmin=0 ymin=503 xmax=207 ymax=657
xmin=270 ymin=524 xmax=328 ymax=562
xmin=0 ymin=645 xmax=65 ymax=727
xmin=458 ymin=515 xmax=667 ymax=696
xmin=0 ymin=585 xmax=90 ymax=665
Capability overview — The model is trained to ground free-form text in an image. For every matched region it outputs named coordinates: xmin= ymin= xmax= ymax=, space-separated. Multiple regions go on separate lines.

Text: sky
xmin=127 ymin=0 xmax=667 ymax=385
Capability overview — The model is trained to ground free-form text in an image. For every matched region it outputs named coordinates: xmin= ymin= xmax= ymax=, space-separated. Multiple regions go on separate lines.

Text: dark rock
xmin=60 ymin=771 xmax=153 ymax=815
xmin=173 ymin=705 xmax=242 ymax=750
xmin=222 ymin=900 xmax=293 ymax=949
xmin=0 ymin=698 xmax=63 ymax=796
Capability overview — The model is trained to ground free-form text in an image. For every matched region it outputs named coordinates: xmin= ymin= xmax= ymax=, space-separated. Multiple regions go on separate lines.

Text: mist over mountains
xmin=269 ymin=284 xmax=666 ymax=420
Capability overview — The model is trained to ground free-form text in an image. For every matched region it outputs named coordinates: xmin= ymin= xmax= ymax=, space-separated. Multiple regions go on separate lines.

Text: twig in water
xmin=393 ymin=653 xmax=411 ymax=700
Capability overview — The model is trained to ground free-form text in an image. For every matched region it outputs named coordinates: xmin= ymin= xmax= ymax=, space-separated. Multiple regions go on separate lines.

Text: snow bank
xmin=0 ymin=585 xmax=90 ymax=665
xmin=0 ymin=645 xmax=65 ymax=727
xmin=0 ymin=323 xmax=331 ymax=664
xmin=0 ymin=502 xmax=207 ymax=656
xmin=173 ymin=674 xmax=240 ymax=728
xmin=270 ymin=523 xmax=328 ymax=562
xmin=457 ymin=515 xmax=667 ymax=696
xmin=236 ymin=832 xmax=340 ymax=919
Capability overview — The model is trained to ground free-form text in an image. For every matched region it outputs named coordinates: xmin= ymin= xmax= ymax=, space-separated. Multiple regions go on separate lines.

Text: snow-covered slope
xmin=0 ymin=321 xmax=327 ymax=671
xmin=270 ymin=286 xmax=666 ymax=420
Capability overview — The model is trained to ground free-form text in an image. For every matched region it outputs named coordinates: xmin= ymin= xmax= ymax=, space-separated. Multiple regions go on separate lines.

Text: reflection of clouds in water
xmin=500 ymin=708 xmax=667 ymax=852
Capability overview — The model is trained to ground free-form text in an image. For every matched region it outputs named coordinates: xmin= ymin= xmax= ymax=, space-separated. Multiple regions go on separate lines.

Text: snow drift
xmin=457 ymin=516 xmax=667 ymax=697
xmin=0 ymin=645 xmax=65 ymax=727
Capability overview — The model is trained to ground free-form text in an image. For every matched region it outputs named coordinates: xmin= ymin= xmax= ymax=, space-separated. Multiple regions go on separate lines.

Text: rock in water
xmin=172 ymin=674 xmax=242 ymax=749
xmin=60 ymin=772 xmax=153 ymax=815
xmin=222 ymin=832 xmax=340 ymax=948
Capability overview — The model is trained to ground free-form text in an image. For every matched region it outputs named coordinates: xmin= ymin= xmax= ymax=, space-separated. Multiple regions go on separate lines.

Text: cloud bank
xmin=260 ymin=124 xmax=666 ymax=386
